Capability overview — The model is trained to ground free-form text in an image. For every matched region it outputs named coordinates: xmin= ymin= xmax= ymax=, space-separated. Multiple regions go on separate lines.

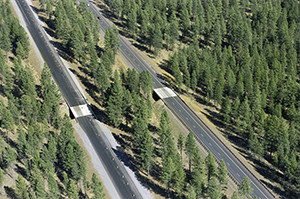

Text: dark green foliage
xmin=105 ymin=70 xmax=124 ymax=127
xmin=218 ymin=159 xmax=228 ymax=186
xmin=205 ymin=151 xmax=217 ymax=181
xmin=91 ymin=173 xmax=105 ymax=199
xmin=67 ymin=179 xmax=79 ymax=199
xmin=207 ymin=177 xmax=221 ymax=199
xmin=177 ymin=132 xmax=184 ymax=158
xmin=16 ymin=175 xmax=29 ymax=199
xmin=139 ymin=128 xmax=154 ymax=175
xmin=238 ymin=176 xmax=253 ymax=198
xmin=185 ymin=132 xmax=196 ymax=172
xmin=0 ymin=168 xmax=4 ymax=186
xmin=47 ymin=173 xmax=59 ymax=199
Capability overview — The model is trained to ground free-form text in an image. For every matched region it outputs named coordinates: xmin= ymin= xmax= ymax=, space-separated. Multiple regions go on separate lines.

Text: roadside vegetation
xmin=30 ymin=0 xmax=259 ymax=198
xmin=101 ymin=0 xmax=300 ymax=198
xmin=0 ymin=0 xmax=105 ymax=198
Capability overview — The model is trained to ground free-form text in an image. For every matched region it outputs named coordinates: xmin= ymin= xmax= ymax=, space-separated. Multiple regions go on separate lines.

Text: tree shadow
xmin=111 ymin=146 xmax=137 ymax=174
xmin=202 ymin=108 xmax=225 ymax=131
xmin=111 ymin=132 xmax=133 ymax=151
xmin=89 ymin=104 xmax=108 ymax=124
xmin=14 ymin=164 xmax=27 ymax=179
xmin=157 ymin=59 xmax=172 ymax=76
xmin=42 ymin=26 xmax=56 ymax=39
xmin=4 ymin=186 xmax=16 ymax=199
xmin=49 ymin=40 xmax=74 ymax=63
xmin=132 ymin=41 xmax=153 ymax=55
xmin=246 ymin=155 xmax=286 ymax=197
xmin=68 ymin=68 xmax=102 ymax=107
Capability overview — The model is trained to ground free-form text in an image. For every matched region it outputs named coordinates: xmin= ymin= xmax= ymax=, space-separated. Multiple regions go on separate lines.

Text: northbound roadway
xmin=88 ymin=1 xmax=275 ymax=198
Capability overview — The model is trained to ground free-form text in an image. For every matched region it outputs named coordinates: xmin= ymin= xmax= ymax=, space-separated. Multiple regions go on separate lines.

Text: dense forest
xmin=102 ymin=0 xmax=300 ymax=198
xmin=0 ymin=0 xmax=106 ymax=198
xmin=34 ymin=0 xmax=260 ymax=198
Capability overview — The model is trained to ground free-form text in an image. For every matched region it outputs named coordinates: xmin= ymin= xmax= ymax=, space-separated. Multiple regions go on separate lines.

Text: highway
xmin=88 ymin=2 xmax=275 ymax=199
xmin=15 ymin=0 xmax=144 ymax=198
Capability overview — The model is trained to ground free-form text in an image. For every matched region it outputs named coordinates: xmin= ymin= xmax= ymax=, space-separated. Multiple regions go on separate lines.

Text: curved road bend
xmin=15 ymin=0 xmax=143 ymax=198
xmin=88 ymin=2 xmax=274 ymax=198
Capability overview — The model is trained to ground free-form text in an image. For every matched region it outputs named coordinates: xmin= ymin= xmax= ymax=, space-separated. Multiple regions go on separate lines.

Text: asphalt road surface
xmin=88 ymin=2 xmax=275 ymax=198
xmin=15 ymin=0 xmax=143 ymax=198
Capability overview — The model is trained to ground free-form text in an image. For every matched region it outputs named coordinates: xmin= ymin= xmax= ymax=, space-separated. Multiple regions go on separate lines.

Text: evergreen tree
xmin=47 ymin=173 xmax=59 ymax=199
xmin=91 ymin=173 xmax=105 ymax=199
xmin=0 ymin=168 xmax=3 ymax=186
xmin=172 ymin=155 xmax=186 ymax=197
xmin=205 ymin=151 xmax=217 ymax=180
xmin=151 ymin=23 xmax=163 ymax=56
xmin=161 ymin=156 xmax=175 ymax=194
xmin=16 ymin=175 xmax=29 ymax=199
xmin=139 ymin=129 xmax=154 ymax=175
xmin=0 ymin=24 xmax=12 ymax=59
xmin=218 ymin=159 xmax=228 ymax=187
xmin=67 ymin=179 xmax=79 ymax=199
xmin=185 ymin=132 xmax=196 ymax=172
xmin=127 ymin=10 xmax=137 ymax=39
xmin=187 ymin=185 xmax=197 ymax=199
xmin=238 ymin=176 xmax=253 ymax=199
xmin=207 ymin=177 xmax=221 ymax=199
xmin=231 ymin=191 xmax=240 ymax=199
xmin=105 ymin=71 xmax=124 ymax=127
xmin=177 ymin=132 xmax=184 ymax=158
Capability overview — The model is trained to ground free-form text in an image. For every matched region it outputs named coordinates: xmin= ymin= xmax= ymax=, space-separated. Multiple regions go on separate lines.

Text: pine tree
xmin=192 ymin=168 xmax=204 ymax=198
xmin=161 ymin=156 xmax=175 ymax=194
xmin=166 ymin=11 xmax=179 ymax=49
xmin=218 ymin=159 xmax=228 ymax=187
xmin=172 ymin=158 xmax=186 ymax=197
xmin=139 ymin=129 xmax=154 ymax=175
xmin=238 ymin=176 xmax=253 ymax=199
xmin=205 ymin=151 xmax=217 ymax=180
xmin=0 ymin=168 xmax=4 ymax=188
xmin=180 ymin=6 xmax=191 ymax=37
xmin=16 ymin=175 xmax=29 ymax=199
xmin=95 ymin=63 xmax=110 ymax=95
xmin=62 ymin=171 xmax=69 ymax=191
xmin=172 ymin=53 xmax=183 ymax=91
xmin=47 ymin=173 xmax=59 ymax=199
xmin=231 ymin=191 xmax=240 ymax=199
xmin=127 ymin=10 xmax=138 ymax=39
xmin=0 ymin=24 xmax=12 ymax=60
xmin=151 ymin=23 xmax=163 ymax=56
xmin=187 ymin=185 xmax=197 ymax=199
xmin=158 ymin=110 xmax=174 ymax=161
xmin=185 ymin=132 xmax=196 ymax=172
xmin=105 ymin=71 xmax=124 ymax=127
xmin=207 ymin=177 xmax=221 ymax=199
xmin=33 ymin=175 xmax=46 ymax=198
xmin=190 ymin=70 xmax=197 ymax=92
xmin=177 ymin=132 xmax=184 ymax=159
xmin=91 ymin=173 xmax=105 ymax=199
xmin=67 ymin=179 xmax=79 ymax=199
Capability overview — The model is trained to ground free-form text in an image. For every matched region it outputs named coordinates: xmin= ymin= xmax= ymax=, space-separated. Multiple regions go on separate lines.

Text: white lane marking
xmin=179 ymin=109 xmax=181 ymax=112
xmin=193 ymin=125 xmax=196 ymax=128
xmin=209 ymin=143 xmax=212 ymax=146
xmin=237 ymin=173 xmax=240 ymax=177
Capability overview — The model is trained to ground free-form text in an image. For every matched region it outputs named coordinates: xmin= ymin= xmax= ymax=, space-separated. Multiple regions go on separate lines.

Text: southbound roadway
xmin=15 ymin=0 xmax=144 ymax=198
xmin=88 ymin=2 xmax=275 ymax=199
